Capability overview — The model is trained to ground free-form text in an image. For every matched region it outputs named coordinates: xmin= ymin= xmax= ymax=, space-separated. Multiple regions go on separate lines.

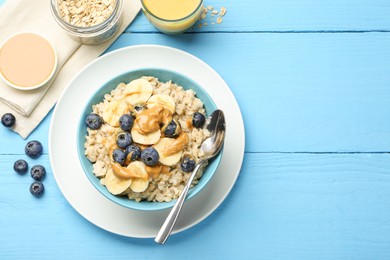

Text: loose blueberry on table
xmin=25 ymin=140 xmax=43 ymax=159
xmin=85 ymin=113 xmax=103 ymax=130
xmin=30 ymin=181 xmax=44 ymax=197
xmin=1 ymin=113 xmax=16 ymax=128
xmin=13 ymin=159 xmax=28 ymax=175
xmin=30 ymin=165 xmax=46 ymax=181
xmin=141 ymin=147 xmax=159 ymax=166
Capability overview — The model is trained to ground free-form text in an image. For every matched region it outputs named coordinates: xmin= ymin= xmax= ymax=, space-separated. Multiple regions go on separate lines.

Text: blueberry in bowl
xmin=85 ymin=113 xmax=103 ymax=130
xmin=119 ymin=114 xmax=134 ymax=131
xmin=116 ymin=132 xmax=132 ymax=149
xmin=141 ymin=147 xmax=159 ymax=166
xmin=125 ymin=144 xmax=141 ymax=161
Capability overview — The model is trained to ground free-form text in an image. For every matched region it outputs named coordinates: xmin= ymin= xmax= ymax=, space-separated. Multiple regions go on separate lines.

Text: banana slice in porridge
xmin=103 ymin=79 xmax=153 ymax=126
xmin=103 ymin=169 xmax=133 ymax=195
xmin=131 ymin=128 xmax=161 ymax=145
xmin=147 ymin=94 xmax=176 ymax=114
xmin=124 ymin=78 xmax=153 ymax=105
xmin=102 ymin=99 xmax=130 ymax=127
xmin=105 ymin=161 xmax=150 ymax=194
xmin=130 ymin=178 xmax=150 ymax=193
xmin=153 ymin=134 xmax=188 ymax=166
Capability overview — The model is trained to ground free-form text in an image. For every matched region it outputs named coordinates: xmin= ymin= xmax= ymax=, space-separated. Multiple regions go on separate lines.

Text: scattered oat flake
xmin=220 ymin=7 xmax=227 ymax=16
xmin=198 ymin=23 xmax=203 ymax=28
xmin=203 ymin=22 xmax=208 ymax=26
xmin=216 ymin=17 xmax=223 ymax=24
xmin=202 ymin=7 xmax=208 ymax=13
xmin=207 ymin=6 xmax=213 ymax=11
xmin=200 ymin=13 xmax=206 ymax=20
xmin=212 ymin=10 xmax=218 ymax=15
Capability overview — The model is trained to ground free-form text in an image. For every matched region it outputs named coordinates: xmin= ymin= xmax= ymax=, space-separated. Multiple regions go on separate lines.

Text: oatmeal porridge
xmin=84 ymin=76 xmax=210 ymax=202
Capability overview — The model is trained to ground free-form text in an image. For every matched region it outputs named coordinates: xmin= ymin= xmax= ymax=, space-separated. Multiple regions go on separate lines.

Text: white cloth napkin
xmin=0 ymin=0 xmax=141 ymax=138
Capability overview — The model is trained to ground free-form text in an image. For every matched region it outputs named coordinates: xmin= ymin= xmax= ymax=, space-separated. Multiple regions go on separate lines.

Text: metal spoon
xmin=155 ymin=109 xmax=226 ymax=244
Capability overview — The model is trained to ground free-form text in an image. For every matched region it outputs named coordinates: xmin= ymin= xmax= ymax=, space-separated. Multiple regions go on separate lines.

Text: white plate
xmin=49 ymin=45 xmax=245 ymax=238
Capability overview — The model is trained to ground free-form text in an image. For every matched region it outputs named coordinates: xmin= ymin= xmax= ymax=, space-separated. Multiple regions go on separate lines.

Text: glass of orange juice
xmin=141 ymin=0 xmax=203 ymax=34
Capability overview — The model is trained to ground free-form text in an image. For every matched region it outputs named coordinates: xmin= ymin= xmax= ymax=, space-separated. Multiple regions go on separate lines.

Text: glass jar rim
xmin=140 ymin=0 xmax=203 ymax=22
xmin=50 ymin=0 xmax=122 ymax=33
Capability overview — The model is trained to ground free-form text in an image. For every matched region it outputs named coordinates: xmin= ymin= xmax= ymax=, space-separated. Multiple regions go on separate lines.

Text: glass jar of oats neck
xmin=141 ymin=0 xmax=203 ymax=34
xmin=50 ymin=0 xmax=123 ymax=45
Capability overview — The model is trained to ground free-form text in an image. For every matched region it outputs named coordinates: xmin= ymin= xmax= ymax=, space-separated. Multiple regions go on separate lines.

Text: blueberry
xmin=134 ymin=106 xmax=143 ymax=112
xmin=30 ymin=181 xmax=44 ymax=197
xmin=131 ymin=105 xmax=145 ymax=117
xmin=13 ymin=159 xmax=28 ymax=174
xmin=164 ymin=120 xmax=179 ymax=137
xmin=181 ymin=157 xmax=196 ymax=172
xmin=112 ymin=149 xmax=126 ymax=165
xmin=30 ymin=165 xmax=46 ymax=181
xmin=141 ymin=147 xmax=159 ymax=166
xmin=125 ymin=144 xmax=141 ymax=161
xmin=85 ymin=113 xmax=103 ymax=130
xmin=1 ymin=113 xmax=16 ymax=128
xmin=116 ymin=132 xmax=132 ymax=149
xmin=192 ymin=112 xmax=205 ymax=128
xmin=25 ymin=140 xmax=43 ymax=159
xmin=119 ymin=114 xmax=134 ymax=131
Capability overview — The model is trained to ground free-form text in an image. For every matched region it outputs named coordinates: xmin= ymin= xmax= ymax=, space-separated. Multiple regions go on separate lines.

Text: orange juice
xmin=141 ymin=0 xmax=203 ymax=34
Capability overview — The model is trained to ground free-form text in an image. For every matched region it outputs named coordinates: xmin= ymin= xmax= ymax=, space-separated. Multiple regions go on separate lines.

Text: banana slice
xmin=147 ymin=94 xmax=176 ymax=114
xmin=102 ymin=100 xmax=130 ymax=127
xmin=130 ymin=178 xmax=150 ymax=193
xmin=131 ymin=128 xmax=161 ymax=145
xmin=126 ymin=161 xmax=149 ymax=180
xmin=127 ymin=161 xmax=149 ymax=192
xmin=103 ymin=169 xmax=132 ymax=195
xmin=125 ymin=78 xmax=153 ymax=105
xmin=153 ymin=137 xmax=183 ymax=166
xmin=110 ymin=162 xmax=148 ymax=180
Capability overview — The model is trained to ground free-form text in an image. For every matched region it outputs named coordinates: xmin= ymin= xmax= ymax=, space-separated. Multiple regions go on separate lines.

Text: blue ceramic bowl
xmin=77 ymin=68 xmax=222 ymax=211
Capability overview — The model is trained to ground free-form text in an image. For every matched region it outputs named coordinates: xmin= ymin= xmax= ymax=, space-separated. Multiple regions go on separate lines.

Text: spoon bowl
xmin=201 ymin=110 xmax=226 ymax=159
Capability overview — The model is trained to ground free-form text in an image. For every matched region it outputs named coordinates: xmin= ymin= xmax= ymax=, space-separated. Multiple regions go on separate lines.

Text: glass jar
xmin=50 ymin=0 xmax=123 ymax=45
xmin=141 ymin=0 xmax=203 ymax=34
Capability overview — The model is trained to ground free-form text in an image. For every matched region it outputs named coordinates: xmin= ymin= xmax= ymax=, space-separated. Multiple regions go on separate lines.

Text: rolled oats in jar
xmin=50 ymin=0 xmax=123 ymax=44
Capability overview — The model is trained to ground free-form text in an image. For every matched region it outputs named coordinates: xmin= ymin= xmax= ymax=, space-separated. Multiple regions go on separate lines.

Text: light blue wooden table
xmin=1 ymin=0 xmax=390 ymax=259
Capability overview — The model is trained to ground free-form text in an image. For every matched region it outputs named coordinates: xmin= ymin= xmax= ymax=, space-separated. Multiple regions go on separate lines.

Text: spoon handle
xmin=155 ymin=159 xmax=205 ymax=244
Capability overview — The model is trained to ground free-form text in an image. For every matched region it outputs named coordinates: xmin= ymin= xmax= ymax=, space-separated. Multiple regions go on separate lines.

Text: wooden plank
xmin=128 ymin=0 xmax=390 ymax=32
xmin=3 ymin=33 xmax=390 ymax=153
xmin=1 ymin=153 xmax=390 ymax=259
xmin=1 ymin=0 xmax=390 ymax=31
